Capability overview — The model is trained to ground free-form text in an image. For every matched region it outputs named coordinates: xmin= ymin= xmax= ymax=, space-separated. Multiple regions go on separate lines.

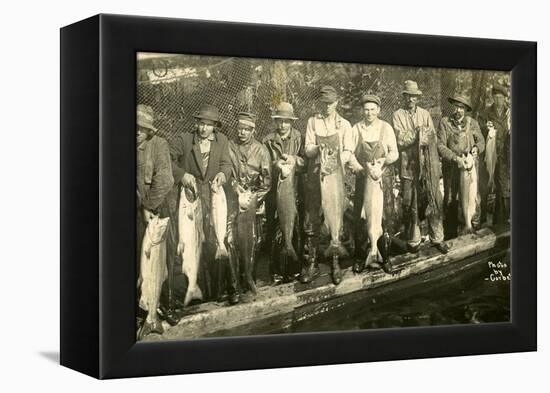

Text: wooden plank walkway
xmin=143 ymin=227 xmax=509 ymax=341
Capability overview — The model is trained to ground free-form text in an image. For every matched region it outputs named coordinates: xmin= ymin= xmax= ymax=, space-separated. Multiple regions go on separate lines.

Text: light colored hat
xmin=402 ymin=80 xmax=423 ymax=96
xmin=271 ymin=102 xmax=298 ymax=120
xmin=137 ymin=105 xmax=157 ymax=131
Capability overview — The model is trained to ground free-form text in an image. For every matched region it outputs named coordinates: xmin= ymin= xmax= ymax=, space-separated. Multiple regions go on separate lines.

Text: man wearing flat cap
xmin=392 ymin=80 xmax=450 ymax=254
xmin=136 ymin=104 xmax=174 ymax=337
xmin=227 ymin=111 xmax=272 ymax=296
xmin=302 ymin=85 xmax=354 ymax=285
xmin=169 ymin=103 xmax=234 ymax=303
xmin=263 ymin=102 xmax=305 ymax=284
xmin=346 ymin=94 xmax=399 ymax=273
xmin=477 ymin=83 xmax=510 ymax=225
xmin=438 ymin=94 xmax=485 ymax=237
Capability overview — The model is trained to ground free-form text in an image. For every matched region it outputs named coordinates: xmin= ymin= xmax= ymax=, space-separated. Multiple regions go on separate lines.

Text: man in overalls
xmin=263 ymin=102 xmax=305 ymax=284
xmin=345 ymin=94 xmax=399 ymax=273
xmin=302 ymin=86 xmax=353 ymax=285
xmin=227 ymin=112 xmax=272 ymax=296
xmin=438 ymin=94 xmax=485 ymax=238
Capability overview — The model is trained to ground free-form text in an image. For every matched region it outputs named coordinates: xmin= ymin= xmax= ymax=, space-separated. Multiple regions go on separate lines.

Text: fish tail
xmin=282 ymin=244 xmax=298 ymax=261
xmin=324 ymin=244 xmax=348 ymax=258
xmin=183 ymin=285 xmax=203 ymax=307
xmin=215 ymin=245 xmax=229 ymax=260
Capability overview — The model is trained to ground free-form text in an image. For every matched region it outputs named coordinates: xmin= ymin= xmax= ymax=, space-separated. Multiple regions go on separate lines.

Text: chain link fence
xmin=137 ymin=53 xmax=509 ymax=145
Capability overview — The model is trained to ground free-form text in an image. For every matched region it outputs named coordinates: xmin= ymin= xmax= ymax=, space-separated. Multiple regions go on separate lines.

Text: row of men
xmin=136 ymin=80 xmax=510 ymax=336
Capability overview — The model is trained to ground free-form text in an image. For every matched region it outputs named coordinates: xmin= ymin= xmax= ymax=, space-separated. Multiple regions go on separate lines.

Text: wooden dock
xmin=143 ymin=227 xmax=509 ymax=341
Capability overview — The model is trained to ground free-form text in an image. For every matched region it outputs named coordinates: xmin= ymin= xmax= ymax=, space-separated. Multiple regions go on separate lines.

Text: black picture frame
xmin=60 ymin=14 xmax=536 ymax=379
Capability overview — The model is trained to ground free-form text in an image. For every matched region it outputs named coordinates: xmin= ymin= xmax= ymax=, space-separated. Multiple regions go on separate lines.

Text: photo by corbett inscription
xmin=135 ymin=52 xmax=511 ymax=341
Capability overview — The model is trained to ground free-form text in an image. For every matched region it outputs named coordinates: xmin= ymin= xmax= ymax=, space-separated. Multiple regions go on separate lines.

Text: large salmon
xmin=460 ymin=153 xmax=478 ymax=234
xmin=484 ymin=126 xmax=497 ymax=189
xmin=318 ymin=134 xmax=347 ymax=258
xmin=177 ymin=186 xmax=204 ymax=306
xmin=362 ymin=158 xmax=385 ymax=266
xmin=211 ymin=184 xmax=228 ymax=260
xmin=236 ymin=187 xmax=258 ymax=294
xmin=276 ymin=158 xmax=298 ymax=261
xmin=139 ymin=215 xmax=170 ymax=334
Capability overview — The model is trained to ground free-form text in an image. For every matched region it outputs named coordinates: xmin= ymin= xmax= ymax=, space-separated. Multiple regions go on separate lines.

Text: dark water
xmin=209 ymin=248 xmax=510 ymax=337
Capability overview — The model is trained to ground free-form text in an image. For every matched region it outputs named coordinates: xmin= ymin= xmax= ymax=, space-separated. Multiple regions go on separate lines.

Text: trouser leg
xmin=353 ymin=175 xmax=366 ymax=258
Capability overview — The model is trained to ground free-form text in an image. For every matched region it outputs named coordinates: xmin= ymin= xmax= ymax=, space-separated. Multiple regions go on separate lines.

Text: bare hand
xmin=182 ymin=173 xmax=197 ymax=193
xmin=419 ymin=126 xmax=430 ymax=147
xmin=211 ymin=172 xmax=226 ymax=191
xmin=281 ymin=154 xmax=296 ymax=166
xmin=142 ymin=208 xmax=155 ymax=222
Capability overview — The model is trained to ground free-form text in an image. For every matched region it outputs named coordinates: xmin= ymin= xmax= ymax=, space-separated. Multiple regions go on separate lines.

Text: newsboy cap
xmin=361 ymin=94 xmax=381 ymax=106
xmin=237 ymin=111 xmax=257 ymax=128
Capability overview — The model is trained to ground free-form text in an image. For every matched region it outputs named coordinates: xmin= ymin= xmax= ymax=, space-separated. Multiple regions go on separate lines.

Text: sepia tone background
xmin=137 ymin=52 xmax=510 ymax=143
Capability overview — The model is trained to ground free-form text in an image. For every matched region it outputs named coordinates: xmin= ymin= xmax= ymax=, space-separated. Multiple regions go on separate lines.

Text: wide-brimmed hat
xmin=448 ymin=94 xmax=472 ymax=112
xmin=361 ymin=94 xmax=381 ymax=106
xmin=137 ymin=104 xmax=157 ymax=132
xmin=318 ymin=85 xmax=339 ymax=103
xmin=237 ymin=111 xmax=257 ymax=128
xmin=271 ymin=102 xmax=298 ymax=120
xmin=401 ymin=80 xmax=423 ymax=96
xmin=193 ymin=104 xmax=221 ymax=125
xmin=492 ymin=83 xmax=509 ymax=97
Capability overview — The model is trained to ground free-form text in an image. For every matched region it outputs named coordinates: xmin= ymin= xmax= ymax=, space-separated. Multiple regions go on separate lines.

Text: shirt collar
xmin=193 ymin=132 xmax=217 ymax=144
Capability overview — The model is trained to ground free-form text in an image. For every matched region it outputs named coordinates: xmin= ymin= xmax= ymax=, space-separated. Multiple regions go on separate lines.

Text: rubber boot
xmin=378 ymin=232 xmax=393 ymax=274
xmin=300 ymin=237 xmax=319 ymax=283
xmin=331 ymin=256 xmax=342 ymax=285
xmin=226 ymin=245 xmax=240 ymax=305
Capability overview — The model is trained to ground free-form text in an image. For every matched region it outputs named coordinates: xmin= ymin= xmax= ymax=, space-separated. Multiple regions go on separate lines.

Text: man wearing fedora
xmin=262 ymin=102 xmax=305 ymax=284
xmin=227 ymin=112 xmax=272 ymax=296
xmin=477 ymin=83 xmax=510 ymax=225
xmin=303 ymin=85 xmax=354 ymax=285
xmin=169 ymin=104 xmax=235 ymax=304
xmin=438 ymin=94 xmax=485 ymax=237
xmin=136 ymin=104 xmax=174 ymax=336
xmin=392 ymin=80 xmax=450 ymax=254
xmin=346 ymin=94 xmax=399 ymax=273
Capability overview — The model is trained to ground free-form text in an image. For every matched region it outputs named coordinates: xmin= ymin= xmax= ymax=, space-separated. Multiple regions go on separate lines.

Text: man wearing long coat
xmin=392 ymin=80 xmax=449 ymax=254
xmin=169 ymin=104 xmax=233 ymax=303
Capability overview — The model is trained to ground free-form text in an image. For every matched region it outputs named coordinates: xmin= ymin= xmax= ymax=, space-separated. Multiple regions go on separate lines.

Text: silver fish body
xmin=178 ymin=187 xmax=204 ymax=306
xmin=362 ymin=159 xmax=385 ymax=266
xmin=276 ymin=161 xmax=298 ymax=261
xmin=139 ymin=216 xmax=170 ymax=323
xmin=460 ymin=153 xmax=478 ymax=234
xmin=211 ymin=185 xmax=228 ymax=260
xmin=318 ymin=135 xmax=347 ymax=258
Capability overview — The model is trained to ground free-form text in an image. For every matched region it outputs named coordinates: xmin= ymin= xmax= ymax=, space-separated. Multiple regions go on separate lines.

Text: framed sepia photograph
xmin=61 ymin=14 xmax=536 ymax=379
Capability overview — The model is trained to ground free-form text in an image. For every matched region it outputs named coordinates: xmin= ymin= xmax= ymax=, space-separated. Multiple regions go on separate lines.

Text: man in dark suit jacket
xmin=169 ymin=104 xmax=235 ymax=304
